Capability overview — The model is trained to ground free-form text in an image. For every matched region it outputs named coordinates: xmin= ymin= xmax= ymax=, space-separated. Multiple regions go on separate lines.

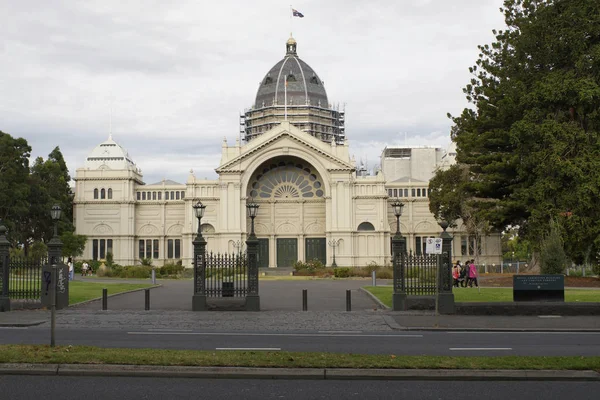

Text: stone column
xmin=0 ymin=222 xmax=10 ymax=312
xmin=392 ymin=231 xmax=407 ymax=311
xmin=245 ymin=235 xmax=260 ymax=311
xmin=192 ymin=229 xmax=208 ymax=311
xmin=437 ymin=221 xmax=455 ymax=314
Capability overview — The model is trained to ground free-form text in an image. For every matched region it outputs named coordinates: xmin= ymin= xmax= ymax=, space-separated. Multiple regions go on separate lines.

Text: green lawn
xmin=364 ymin=286 xmax=600 ymax=308
xmin=0 ymin=345 xmax=598 ymax=371
xmin=69 ymin=281 xmax=156 ymax=304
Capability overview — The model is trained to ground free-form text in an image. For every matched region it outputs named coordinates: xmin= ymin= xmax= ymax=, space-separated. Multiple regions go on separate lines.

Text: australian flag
xmin=292 ymin=8 xmax=304 ymax=18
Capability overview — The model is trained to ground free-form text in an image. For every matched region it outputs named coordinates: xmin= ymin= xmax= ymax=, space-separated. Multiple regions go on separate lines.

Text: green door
xmin=277 ymin=238 xmax=297 ymax=268
xmin=258 ymin=238 xmax=269 ymax=268
xmin=305 ymin=238 xmax=326 ymax=265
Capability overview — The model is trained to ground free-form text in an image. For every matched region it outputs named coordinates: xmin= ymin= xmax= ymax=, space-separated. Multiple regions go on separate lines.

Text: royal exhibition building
xmin=73 ymin=37 xmax=502 ymax=269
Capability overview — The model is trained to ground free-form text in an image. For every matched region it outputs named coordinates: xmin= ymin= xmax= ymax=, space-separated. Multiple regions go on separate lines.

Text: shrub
xmin=140 ymin=258 xmax=153 ymax=267
xmin=539 ymin=220 xmax=568 ymax=275
xmin=106 ymin=252 xmax=114 ymax=267
xmin=159 ymin=263 xmax=185 ymax=277
xmin=334 ymin=267 xmax=351 ymax=278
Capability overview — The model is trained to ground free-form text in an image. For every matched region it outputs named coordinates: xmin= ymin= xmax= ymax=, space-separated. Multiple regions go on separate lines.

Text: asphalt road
xmin=2 ymin=327 xmax=600 ymax=356
xmin=1 ymin=376 xmax=599 ymax=400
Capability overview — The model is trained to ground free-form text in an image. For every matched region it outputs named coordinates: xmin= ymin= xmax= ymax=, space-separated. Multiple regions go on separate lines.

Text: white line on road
xmin=216 ymin=348 xmax=281 ymax=351
xmin=318 ymin=330 xmax=363 ymax=334
xmin=446 ymin=331 xmax=600 ymax=335
xmin=538 ymin=315 xmax=563 ymax=318
xmin=0 ymin=327 xmax=28 ymax=330
xmin=147 ymin=329 xmax=193 ymax=332
xmin=450 ymin=347 xmax=513 ymax=351
xmin=127 ymin=332 xmax=423 ymax=338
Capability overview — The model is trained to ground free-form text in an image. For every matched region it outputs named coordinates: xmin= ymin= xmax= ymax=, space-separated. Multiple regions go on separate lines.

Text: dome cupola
xmin=84 ymin=134 xmax=137 ymax=170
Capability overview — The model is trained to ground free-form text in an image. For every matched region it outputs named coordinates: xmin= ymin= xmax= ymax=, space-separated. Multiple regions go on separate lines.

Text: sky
xmin=1 ymin=0 xmax=506 ymax=184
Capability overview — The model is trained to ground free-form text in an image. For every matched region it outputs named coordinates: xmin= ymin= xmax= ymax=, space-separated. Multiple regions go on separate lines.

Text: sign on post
xmin=425 ymin=238 xmax=443 ymax=255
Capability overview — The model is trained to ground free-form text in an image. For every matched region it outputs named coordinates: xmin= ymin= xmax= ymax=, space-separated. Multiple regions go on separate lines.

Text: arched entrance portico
xmin=246 ymin=156 xmax=327 ymax=267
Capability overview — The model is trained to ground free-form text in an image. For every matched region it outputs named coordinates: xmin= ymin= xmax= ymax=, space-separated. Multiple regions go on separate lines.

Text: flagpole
xmin=284 ymin=75 xmax=288 ymax=120
xmin=290 ymin=5 xmax=293 ymax=34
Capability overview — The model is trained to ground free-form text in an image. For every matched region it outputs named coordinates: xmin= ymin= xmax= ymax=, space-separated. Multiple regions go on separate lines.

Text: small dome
xmin=254 ymin=37 xmax=328 ymax=109
xmin=84 ymin=135 xmax=136 ymax=170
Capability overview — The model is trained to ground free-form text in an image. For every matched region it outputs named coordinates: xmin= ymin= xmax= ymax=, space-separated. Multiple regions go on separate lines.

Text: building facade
xmin=73 ymin=37 xmax=501 ymax=268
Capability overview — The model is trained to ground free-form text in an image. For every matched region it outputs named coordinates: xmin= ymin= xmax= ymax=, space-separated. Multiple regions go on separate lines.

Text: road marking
xmin=127 ymin=332 xmax=423 ymax=338
xmin=216 ymin=347 xmax=281 ymax=351
xmin=450 ymin=347 xmax=512 ymax=351
xmin=538 ymin=315 xmax=562 ymax=318
xmin=318 ymin=330 xmax=363 ymax=334
xmin=0 ymin=327 xmax=28 ymax=330
xmin=446 ymin=331 xmax=600 ymax=335
xmin=147 ymin=329 xmax=193 ymax=332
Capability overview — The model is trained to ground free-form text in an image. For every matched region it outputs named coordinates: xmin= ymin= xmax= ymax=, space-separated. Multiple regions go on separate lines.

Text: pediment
xmin=216 ymin=122 xmax=355 ymax=173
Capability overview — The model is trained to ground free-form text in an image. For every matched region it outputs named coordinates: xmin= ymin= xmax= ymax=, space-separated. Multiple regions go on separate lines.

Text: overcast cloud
xmin=0 ymin=0 xmax=505 ymax=184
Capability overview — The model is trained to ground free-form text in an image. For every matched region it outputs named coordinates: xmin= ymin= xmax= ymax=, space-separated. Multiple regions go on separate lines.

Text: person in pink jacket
xmin=468 ymin=259 xmax=479 ymax=288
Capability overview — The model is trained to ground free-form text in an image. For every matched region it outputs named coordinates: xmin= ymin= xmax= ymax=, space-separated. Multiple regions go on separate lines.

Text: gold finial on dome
xmin=286 ymin=34 xmax=297 ymax=56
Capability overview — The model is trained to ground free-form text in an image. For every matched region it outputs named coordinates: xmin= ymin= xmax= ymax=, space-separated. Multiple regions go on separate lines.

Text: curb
xmin=358 ymin=287 xmax=389 ymax=310
xmin=0 ymin=364 xmax=598 ymax=381
xmin=402 ymin=327 xmax=600 ymax=332
xmin=68 ymin=284 xmax=163 ymax=308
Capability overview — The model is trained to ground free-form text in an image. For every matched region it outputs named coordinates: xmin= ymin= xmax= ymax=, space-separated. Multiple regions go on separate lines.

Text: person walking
xmin=67 ymin=257 xmax=74 ymax=281
xmin=82 ymin=261 xmax=89 ymax=277
xmin=452 ymin=261 xmax=461 ymax=287
xmin=459 ymin=261 xmax=468 ymax=287
xmin=468 ymin=259 xmax=479 ymax=288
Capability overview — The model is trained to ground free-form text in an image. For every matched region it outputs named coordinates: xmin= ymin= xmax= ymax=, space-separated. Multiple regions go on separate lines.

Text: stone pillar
xmin=0 ymin=222 xmax=10 ymax=312
xmin=192 ymin=231 xmax=208 ymax=311
xmin=43 ymin=232 xmax=69 ymax=310
xmin=245 ymin=235 xmax=260 ymax=311
xmin=437 ymin=221 xmax=455 ymax=314
xmin=392 ymin=232 xmax=407 ymax=311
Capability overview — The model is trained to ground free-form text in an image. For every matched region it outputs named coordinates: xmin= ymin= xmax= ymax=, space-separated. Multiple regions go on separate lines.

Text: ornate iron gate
xmin=204 ymin=252 xmax=248 ymax=298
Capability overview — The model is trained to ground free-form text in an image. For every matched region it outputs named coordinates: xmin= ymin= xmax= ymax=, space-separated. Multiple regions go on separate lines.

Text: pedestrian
xmin=452 ymin=261 xmax=461 ymax=287
xmin=468 ymin=259 xmax=479 ymax=288
xmin=82 ymin=261 xmax=89 ymax=277
xmin=459 ymin=261 xmax=468 ymax=287
xmin=67 ymin=257 xmax=74 ymax=281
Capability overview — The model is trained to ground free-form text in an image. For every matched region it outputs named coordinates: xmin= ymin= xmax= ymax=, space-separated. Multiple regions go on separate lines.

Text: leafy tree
xmin=539 ymin=220 xmax=568 ymax=274
xmin=60 ymin=231 xmax=87 ymax=259
xmin=448 ymin=0 xmax=600 ymax=263
xmin=0 ymin=131 xmax=31 ymax=244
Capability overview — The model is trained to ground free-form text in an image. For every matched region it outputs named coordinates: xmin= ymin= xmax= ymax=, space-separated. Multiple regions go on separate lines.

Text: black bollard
xmin=102 ymin=288 xmax=107 ymax=311
xmin=346 ymin=289 xmax=351 ymax=312
xmin=302 ymin=289 xmax=307 ymax=311
xmin=145 ymin=288 xmax=150 ymax=311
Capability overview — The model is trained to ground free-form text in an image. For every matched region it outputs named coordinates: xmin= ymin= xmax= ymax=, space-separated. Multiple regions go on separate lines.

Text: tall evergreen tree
xmin=448 ymin=0 xmax=600 ymax=263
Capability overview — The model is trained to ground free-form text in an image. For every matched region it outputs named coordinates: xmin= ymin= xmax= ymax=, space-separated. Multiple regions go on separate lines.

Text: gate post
xmin=391 ymin=201 xmax=407 ymax=311
xmin=192 ymin=201 xmax=208 ymax=311
xmin=245 ymin=201 xmax=260 ymax=311
xmin=437 ymin=221 xmax=455 ymax=314
xmin=43 ymin=205 xmax=69 ymax=310
xmin=0 ymin=221 xmax=11 ymax=312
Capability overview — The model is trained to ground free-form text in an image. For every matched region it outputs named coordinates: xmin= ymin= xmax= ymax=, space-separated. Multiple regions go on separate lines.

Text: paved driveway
xmin=74 ymin=279 xmax=380 ymax=312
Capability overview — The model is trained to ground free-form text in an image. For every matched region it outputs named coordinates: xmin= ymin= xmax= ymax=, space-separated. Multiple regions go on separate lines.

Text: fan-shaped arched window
xmin=93 ymin=188 xmax=98 ymax=199
xmin=107 ymin=188 xmax=112 ymax=199
xmin=357 ymin=222 xmax=375 ymax=231
xmin=248 ymin=158 xmax=324 ymax=199
xmin=100 ymin=188 xmax=106 ymax=199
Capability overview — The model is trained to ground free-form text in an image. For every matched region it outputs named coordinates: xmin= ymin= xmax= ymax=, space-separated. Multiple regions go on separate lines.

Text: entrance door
xmin=277 ymin=238 xmax=297 ymax=268
xmin=257 ymin=238 xmax=269 ymax=268
xmin=305 ymin=238 xmax=326 ymax=265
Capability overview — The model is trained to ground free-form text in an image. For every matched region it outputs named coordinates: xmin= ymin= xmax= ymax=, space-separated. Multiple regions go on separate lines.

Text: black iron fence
xmin=205 ymin=252 xmax=248 ymax=298
xmin=9 ymin=257 xmax=45 ymax=300
xmin=402 ymin=253 xmax=441 ymax=296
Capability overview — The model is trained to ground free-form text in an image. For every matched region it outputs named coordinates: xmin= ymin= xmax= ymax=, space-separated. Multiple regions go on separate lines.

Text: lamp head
xmin=246 ymin=200 xmax=259 ymax=218
xmin=51 ymin=204 xmax=62 ymax=221
xmin=193 ymin=201 xmax=206 ymax=219
xmin=391 ymin=201 xmax=404 ymax=217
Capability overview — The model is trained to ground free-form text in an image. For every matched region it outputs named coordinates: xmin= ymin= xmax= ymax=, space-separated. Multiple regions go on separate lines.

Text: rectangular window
xmin=181 ymin=191 xmax=185 ymax=199
xmin=388 ymin=189 xmax=392 ymax=197
xmin=415 ymin=236 xmax=422 ymax=255
xmin=152 ymin=192 xmax=156 ymax=200
xmin=393 ymin=189 xmax=398 ymax=197
xmin=99 ymin=239 xmax=106 ymax=259
xmin=93 ymin=239 xmax=99 ymax=261
xmin=139 ymin=240 xmax=144 ymax=260
xmin=153 ymin=239 xmax=159 ymax=259
xmin=461 ymin=236 xmax=468 ymax=256
xmin=107 ymin=239 xmax=113 ymax=257
xmin=175 ymin=239 xmax=181 ymax=259
xmin=145 ymin=239 xmax=152 ymax=259
xmin=176 ymin=191 xmax=180 ymax=200
xmin=142 ymin=192 xmax=146 ymax=200
xmin=171 ymin=191 xmax=175 ymax=199
xmin=168 ymin=239 xmax=174 ymax=259
xmin=411 ymin=188 xmax=416 ymax=197
xmin=137 ymin=192 xmax=140 ymax=200
xmin=404 ymin=189 xmax=408 ymax=197
xmin=158 ymin=192 xmax=162 ymax=200
xmin=417 ymin=188 xmax=421 ymax=197
xmin=398 ymin=188 xmax=403 ymax=197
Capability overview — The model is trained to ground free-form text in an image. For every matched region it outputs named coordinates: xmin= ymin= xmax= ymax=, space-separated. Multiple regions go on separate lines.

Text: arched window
xmin=357 ymin=222 xmax=375 ymax=231
xmin=165 ymin=191 xmax=169 ymax=200
xmin=248 ymin=158 xmax=324 ymax=199
xmin=100 ymin=188 xmax=106 ymax=199
xmin=181 ymin=191 xmax=185 ymax=199
xmin=142 ymin=192 xmax=146 ymax=200
xmin=175 ymin=191 xmax=180 ymax=200
xmin=94 ymin=188 xmax=98 ymax=199
xmin=107 ymin=188 xmax=113 ymax=199
xmin=152 ymin=192 xmax=156 ymax=200
xmin=158 ymin=192 xmax=162 ymax=200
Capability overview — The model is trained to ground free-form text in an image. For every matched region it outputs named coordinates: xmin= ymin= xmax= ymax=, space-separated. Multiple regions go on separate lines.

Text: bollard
xmin=371 ymin=270 xmax=376 ymax=287
xmin=151 ymin=269 xmax=156 ymax=285
xmin=102 ymin=288 xmax=107 ymax=311
xmin=145 ymin=288 xmax=150 ymax=311
xmin=302 ymin=289 xmax=307 ymax=311
xmin=346 ymin=289 xmax=351 ymax=312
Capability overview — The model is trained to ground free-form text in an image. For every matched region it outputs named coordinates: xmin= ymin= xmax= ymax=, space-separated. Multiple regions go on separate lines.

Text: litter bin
xmin=222 ymin=282 xmax=234 ymax=297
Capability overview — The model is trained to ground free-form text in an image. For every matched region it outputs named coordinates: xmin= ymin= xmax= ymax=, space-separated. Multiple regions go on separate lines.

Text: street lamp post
xmin=49 ymin=204 xmax=62 ymax=347
xmin=391 ymin=200 xmax=406 ymax=311
xmin=245 ymin=200 xmax=260 ymax=311
xmin=328 ymin=239 xmax=340 ymax=268
xmin=437 ymin=220 xmax=455 ymax=314
xmin=192 ymin=201 xmax=207 ymax=311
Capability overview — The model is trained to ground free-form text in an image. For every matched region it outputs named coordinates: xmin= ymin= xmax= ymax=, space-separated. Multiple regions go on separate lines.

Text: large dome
xmin=84 ymin=135 xmax=136 ymax=170
xmin=254 ymin=37 xmax=329 ymax=108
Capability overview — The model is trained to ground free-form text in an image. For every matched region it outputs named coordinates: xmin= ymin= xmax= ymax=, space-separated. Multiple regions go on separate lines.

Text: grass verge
xmin=69 ymin=282 xmax=157 ymax=304
xmin=364 ymin=286 xmax=600 ymax=307
xmin=0 ymin=345 xmax=598 ymax=371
